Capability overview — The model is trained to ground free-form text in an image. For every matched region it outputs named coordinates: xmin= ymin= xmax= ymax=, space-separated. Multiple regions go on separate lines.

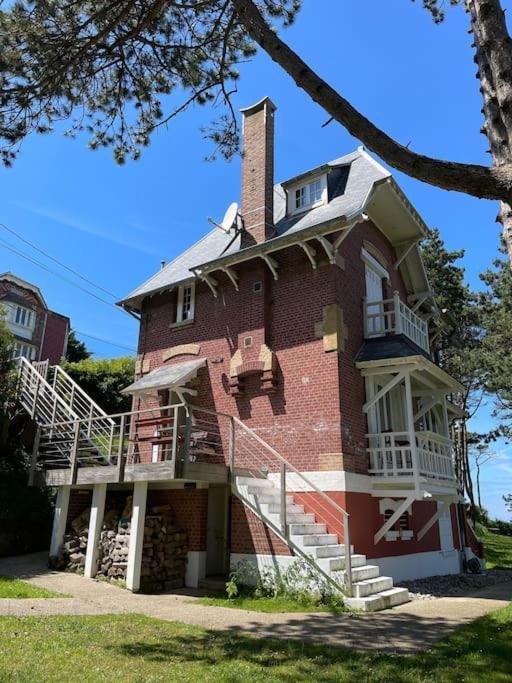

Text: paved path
xmin=0 ymin=553 xmax=510 ymax=654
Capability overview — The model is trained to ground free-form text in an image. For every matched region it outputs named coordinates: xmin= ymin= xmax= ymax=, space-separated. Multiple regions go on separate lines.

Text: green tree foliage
xmin=0 ymin=310 xmax=53 ymax=556
xmin=479 ymin=250 xmax=512 ymax=436
xmin=63 ymin=356 xmax=136 ymax=415
xmin=420 ymin=229 xmax=485 ymax=511
xmin=65 ymin=330 xmax=91 ymax=362
xmin=505 ymin=494 xmax=512 ymax=513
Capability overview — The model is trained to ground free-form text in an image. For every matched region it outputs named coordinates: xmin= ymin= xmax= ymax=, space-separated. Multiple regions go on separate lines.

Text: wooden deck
xmin=41 ymin=460 xmax=229 ymax=487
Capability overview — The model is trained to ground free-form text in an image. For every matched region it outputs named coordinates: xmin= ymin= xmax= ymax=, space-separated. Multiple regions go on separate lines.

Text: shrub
xmin=225 ymin=558 xmax=344 ymax=610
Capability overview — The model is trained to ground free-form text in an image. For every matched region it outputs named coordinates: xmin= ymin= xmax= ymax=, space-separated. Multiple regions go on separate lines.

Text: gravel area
xmin=398 ymin=569 xmax=512 ymax=600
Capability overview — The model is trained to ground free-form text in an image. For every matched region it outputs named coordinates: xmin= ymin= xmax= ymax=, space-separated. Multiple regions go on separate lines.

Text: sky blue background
xmin=0 ymin=1 xmax=510 ymax=518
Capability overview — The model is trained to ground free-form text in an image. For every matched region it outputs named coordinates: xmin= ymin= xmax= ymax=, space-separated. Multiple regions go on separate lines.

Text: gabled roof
xmin=119 ymin=149 xmax=428 ymax=310
xmin=0 ymin=272 xmax=47 ymax=309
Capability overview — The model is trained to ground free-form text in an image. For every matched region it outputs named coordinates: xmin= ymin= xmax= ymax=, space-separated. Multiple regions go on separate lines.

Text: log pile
xmin=50 ymin=496 xmax=188 ymax=592
xmin=140 ymin=504 xmax=188 ymax=592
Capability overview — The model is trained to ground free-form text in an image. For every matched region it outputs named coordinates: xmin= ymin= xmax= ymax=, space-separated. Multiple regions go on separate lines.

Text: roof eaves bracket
xmin=299 ymin=242 xmax=317 ymax=269
xmin=222 ymin=266 xmax=239 ymax=291
xmin=261 ymin=254 xmax=279 ymax=280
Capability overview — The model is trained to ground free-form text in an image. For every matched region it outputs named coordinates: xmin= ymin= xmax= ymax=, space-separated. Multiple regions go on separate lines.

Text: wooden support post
xmin=417 ymin=501 xmax=447 ymax=541
xmin=126 ymin=481 xmax=148 ymax=592
xmin=28 ymin=426 xmax=41 ymax=486
xmin=49 ymin=486 xmax=71 ymax=558
xmin=84 ymin=483 xmax=107 ymax=578
xmin=404 ymin=371 xmax=419 ymax=493
xmin=393 ymin=291 xmax=402 ymax=334
xmin=171 ymin=405 xmax=180 ymax=478
xmin=69 ymin=421 xmax=80 ymax=486
xmin=117 ymin=415 xmax=126 ymax=483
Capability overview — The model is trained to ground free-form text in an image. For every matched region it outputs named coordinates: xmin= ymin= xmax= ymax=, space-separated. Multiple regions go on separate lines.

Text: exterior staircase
xmin=234 ymin=475 xmax=410 ymax=611
xmin=16 ymin=357 xmax=115 ymax=472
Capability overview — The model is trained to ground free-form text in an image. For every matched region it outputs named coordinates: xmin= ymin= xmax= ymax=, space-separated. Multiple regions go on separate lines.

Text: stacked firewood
xmin=140 ymin=504 xmax=188 ymax=592
xmin=50 ymin=496 xmax=188 ymax=592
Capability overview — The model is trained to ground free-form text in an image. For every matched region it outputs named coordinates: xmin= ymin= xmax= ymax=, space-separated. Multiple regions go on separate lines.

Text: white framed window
xmin=13 ymin=304 xmax=34 ymax=329
xmin=175 ymin=283 xmax=195 ymax=324
xmin=12 ymin=341 xmax=37 ymax=360
xmin=288 ymin=175 xmax=327 ymax=214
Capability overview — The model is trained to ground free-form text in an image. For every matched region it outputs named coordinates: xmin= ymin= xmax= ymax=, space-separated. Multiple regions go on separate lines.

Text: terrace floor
xmin=0 ymin=552 xmax=511 ymax=654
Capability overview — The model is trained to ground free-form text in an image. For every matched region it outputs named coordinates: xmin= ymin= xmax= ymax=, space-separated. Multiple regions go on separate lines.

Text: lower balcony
xmin=367 ymin=430 xmax=456 ymax=488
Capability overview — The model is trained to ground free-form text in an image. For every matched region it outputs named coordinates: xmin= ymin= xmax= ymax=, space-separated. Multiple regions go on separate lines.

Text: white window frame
xmin=12 ymin=341 xmax=37 ymax=360
xmin=175 ymin=283 xmax=195 ymax=324
xmin=288 ymin=174 xmax=328 ymax=215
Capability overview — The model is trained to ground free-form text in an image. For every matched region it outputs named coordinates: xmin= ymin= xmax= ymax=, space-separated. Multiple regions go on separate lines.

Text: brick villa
xmin=19 ymin=98 xmax=482 ymax=611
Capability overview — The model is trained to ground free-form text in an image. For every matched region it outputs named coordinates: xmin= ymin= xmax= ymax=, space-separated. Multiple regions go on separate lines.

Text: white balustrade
xmin=364 ymin=292 xmax=429 ymax=353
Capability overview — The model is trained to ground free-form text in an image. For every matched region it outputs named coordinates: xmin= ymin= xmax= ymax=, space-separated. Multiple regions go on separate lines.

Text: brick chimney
xmin=240 ymin=97 xmax=277 ymax=248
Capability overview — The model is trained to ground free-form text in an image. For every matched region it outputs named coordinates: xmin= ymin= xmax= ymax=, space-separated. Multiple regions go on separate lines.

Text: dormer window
xmin=288 ymin=175 xmax=327 ymax=215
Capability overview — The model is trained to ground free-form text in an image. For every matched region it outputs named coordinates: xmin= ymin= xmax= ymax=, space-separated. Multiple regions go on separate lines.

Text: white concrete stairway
xmin=234 ymin=475 xmax=410 ymax=612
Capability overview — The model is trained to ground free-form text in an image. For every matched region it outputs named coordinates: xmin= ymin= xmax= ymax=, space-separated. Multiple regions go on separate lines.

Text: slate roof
xmin=355 ymin=335 xmax=431 ymax=364
xmin=119 ymin=148 xmax=390 ymax=309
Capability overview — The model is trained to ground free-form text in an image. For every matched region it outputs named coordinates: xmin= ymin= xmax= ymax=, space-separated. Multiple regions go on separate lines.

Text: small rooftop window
xmin=288 ymin=175 xmax=327 ymax=215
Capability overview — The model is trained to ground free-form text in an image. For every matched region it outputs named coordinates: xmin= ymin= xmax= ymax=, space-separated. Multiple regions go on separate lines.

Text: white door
xmin=365 ymin=266 xmax=384 ymax=334
xmin=438 ymin=503 xmax=454 ymax=552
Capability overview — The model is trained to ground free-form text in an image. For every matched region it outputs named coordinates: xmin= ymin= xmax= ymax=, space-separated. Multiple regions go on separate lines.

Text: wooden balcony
xmin=367 ymin=430 xmax=456 ymax=494
xmin=364 ymin=292 xmax=430 ymax=354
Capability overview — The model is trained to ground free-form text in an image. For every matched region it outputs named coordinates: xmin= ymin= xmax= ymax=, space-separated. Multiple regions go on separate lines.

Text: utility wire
xmin=0 ymin=236 xmax=137 ymax=318
xmin=75 ymin=330 xmax=136 ymax=353
xmin=0 ymin=222 xmax=120 ymax=299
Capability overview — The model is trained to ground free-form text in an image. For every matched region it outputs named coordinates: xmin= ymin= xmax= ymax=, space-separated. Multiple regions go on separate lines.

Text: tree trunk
xmin=466 ymin=0 xmax=512 ymax=261
xmin=233 ymin=0 xmax=512 ymax=262
xmin=476 ymin=464 xmax=482 ymax=508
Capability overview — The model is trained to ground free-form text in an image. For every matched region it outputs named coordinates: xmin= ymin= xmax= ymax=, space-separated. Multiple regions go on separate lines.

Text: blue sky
xmin=0 ymin=1 xmax=510 ymax=518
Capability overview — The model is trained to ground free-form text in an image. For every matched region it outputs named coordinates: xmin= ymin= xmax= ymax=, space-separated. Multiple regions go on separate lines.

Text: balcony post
xmin=393 ymin=291 xmax=402 ymax=335
xmin=404 ymin=370 xmax=419 ymax=493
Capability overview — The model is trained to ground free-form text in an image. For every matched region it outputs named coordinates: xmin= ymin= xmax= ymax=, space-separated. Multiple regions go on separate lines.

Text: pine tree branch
xmin=232 ymin=0 xmax=512 ymax=202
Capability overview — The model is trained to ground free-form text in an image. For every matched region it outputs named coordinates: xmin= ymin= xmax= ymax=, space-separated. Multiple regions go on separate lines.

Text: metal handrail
xmin=191 ymin=405 xmax=353 ymax=596
xmin=51 ymin=365 xmax=115 ymax=425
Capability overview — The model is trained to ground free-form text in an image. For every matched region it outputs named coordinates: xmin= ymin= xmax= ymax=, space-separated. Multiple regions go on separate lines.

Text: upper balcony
xmin=363 ymin=291 xmax=430 ymax=355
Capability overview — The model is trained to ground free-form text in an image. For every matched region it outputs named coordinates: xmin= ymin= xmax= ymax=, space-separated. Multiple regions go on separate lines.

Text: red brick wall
xmin=231 ymin=497 xmax=291 ymax=556
xmin=135 ymin=219 xmax=408 ymax=475
xmin=41 ymin=311 xmax=69 ymax=364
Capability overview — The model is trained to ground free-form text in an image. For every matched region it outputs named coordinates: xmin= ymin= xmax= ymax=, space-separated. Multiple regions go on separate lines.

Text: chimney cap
xmin=240 ymin=96 xmax=277 ymax=117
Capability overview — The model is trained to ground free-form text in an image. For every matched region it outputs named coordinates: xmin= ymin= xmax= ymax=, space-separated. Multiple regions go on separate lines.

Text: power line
xmin=75 ymin=330 xmax=136 ymax=353
xmin=0 ymin=222 xmax=120 ymax=299
xmin=0 ymin=236 xmax=137 ymax=319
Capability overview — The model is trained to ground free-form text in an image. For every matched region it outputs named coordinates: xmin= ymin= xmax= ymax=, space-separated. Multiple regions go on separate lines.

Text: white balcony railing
xmin=367 ymin=430 xmax=455 ymax=482
xmin=364 ymin=292 xmax=429 ymax=353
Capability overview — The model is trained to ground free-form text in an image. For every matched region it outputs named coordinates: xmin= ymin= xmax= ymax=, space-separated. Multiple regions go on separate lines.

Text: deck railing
xmin=367 ymin=430 xmax=455 ymax=481
xmin=364 ymin=292 xmax=429 ymax=353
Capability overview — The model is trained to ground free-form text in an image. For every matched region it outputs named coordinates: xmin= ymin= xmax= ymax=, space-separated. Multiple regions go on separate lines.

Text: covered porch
xmin=356 ymin=354 xmax=463 ymax=500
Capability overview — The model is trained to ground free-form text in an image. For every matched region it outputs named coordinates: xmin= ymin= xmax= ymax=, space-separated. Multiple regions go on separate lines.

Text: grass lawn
xmin=194 ymin=593 xmax=346 ymax=613
xmin=0 ymin=576 xmax=64 ymax=599
xmin=484 ymin=532 xmax=512 ymax=570
xmin=0 ymin=607 xmax=511 ymax=682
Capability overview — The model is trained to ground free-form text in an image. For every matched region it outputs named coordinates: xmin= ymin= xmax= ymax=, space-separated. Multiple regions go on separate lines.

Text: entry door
xmin=206 ymin=486 xmax=229 ymax=576
xmin=438 ymin=503 xmax=454 ymax=552
xmin=365 ymin=266 xmax=384 ymax=334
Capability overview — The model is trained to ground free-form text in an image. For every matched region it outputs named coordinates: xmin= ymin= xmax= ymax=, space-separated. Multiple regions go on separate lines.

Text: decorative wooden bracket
xmin=261 ymin=254 xmax=279 ymax=280
xmin=299 ymin=242 xmax=317 ymax=269
xmin=222 ymin=266 xmax=239 ymax=291
xmin=374 ymin=495 xmax=415 ymax=545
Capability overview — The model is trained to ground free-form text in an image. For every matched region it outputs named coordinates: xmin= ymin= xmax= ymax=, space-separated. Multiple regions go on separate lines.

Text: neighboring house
xmin=0 ymin=272 xmax=69 ymax=364
xmin=22 ymin=98 xmax=482 ymax=610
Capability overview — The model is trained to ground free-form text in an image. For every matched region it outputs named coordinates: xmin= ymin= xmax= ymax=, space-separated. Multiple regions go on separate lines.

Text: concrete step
xmin=268 ymin=503 xmax=305 ymax=515
xmin=298 ymin=533 xmax=339 ymax=547
xmin=353 ymin=576 xmax=394 ymax=598
xmin=236 ymin=477 xmax=271 ymax=488
xmin=257 ymin=493 xmax=294 ymax=504
xmin=349 ymin=564 xmax=380 ymax=582
xmin=315 ymin=544 xmax=353 ymax=559
xmin=285 ymin=513 xmax=316 ymax=524
xmin=247 ymin=485 xmax=275 ymax=496
xmin=317 ymin=553 xmax=367 ymax=573
xmin=289 ymin=523 xmax=327 ymax=535
xmin=345 ymin=587 xmax=410 ymax=612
